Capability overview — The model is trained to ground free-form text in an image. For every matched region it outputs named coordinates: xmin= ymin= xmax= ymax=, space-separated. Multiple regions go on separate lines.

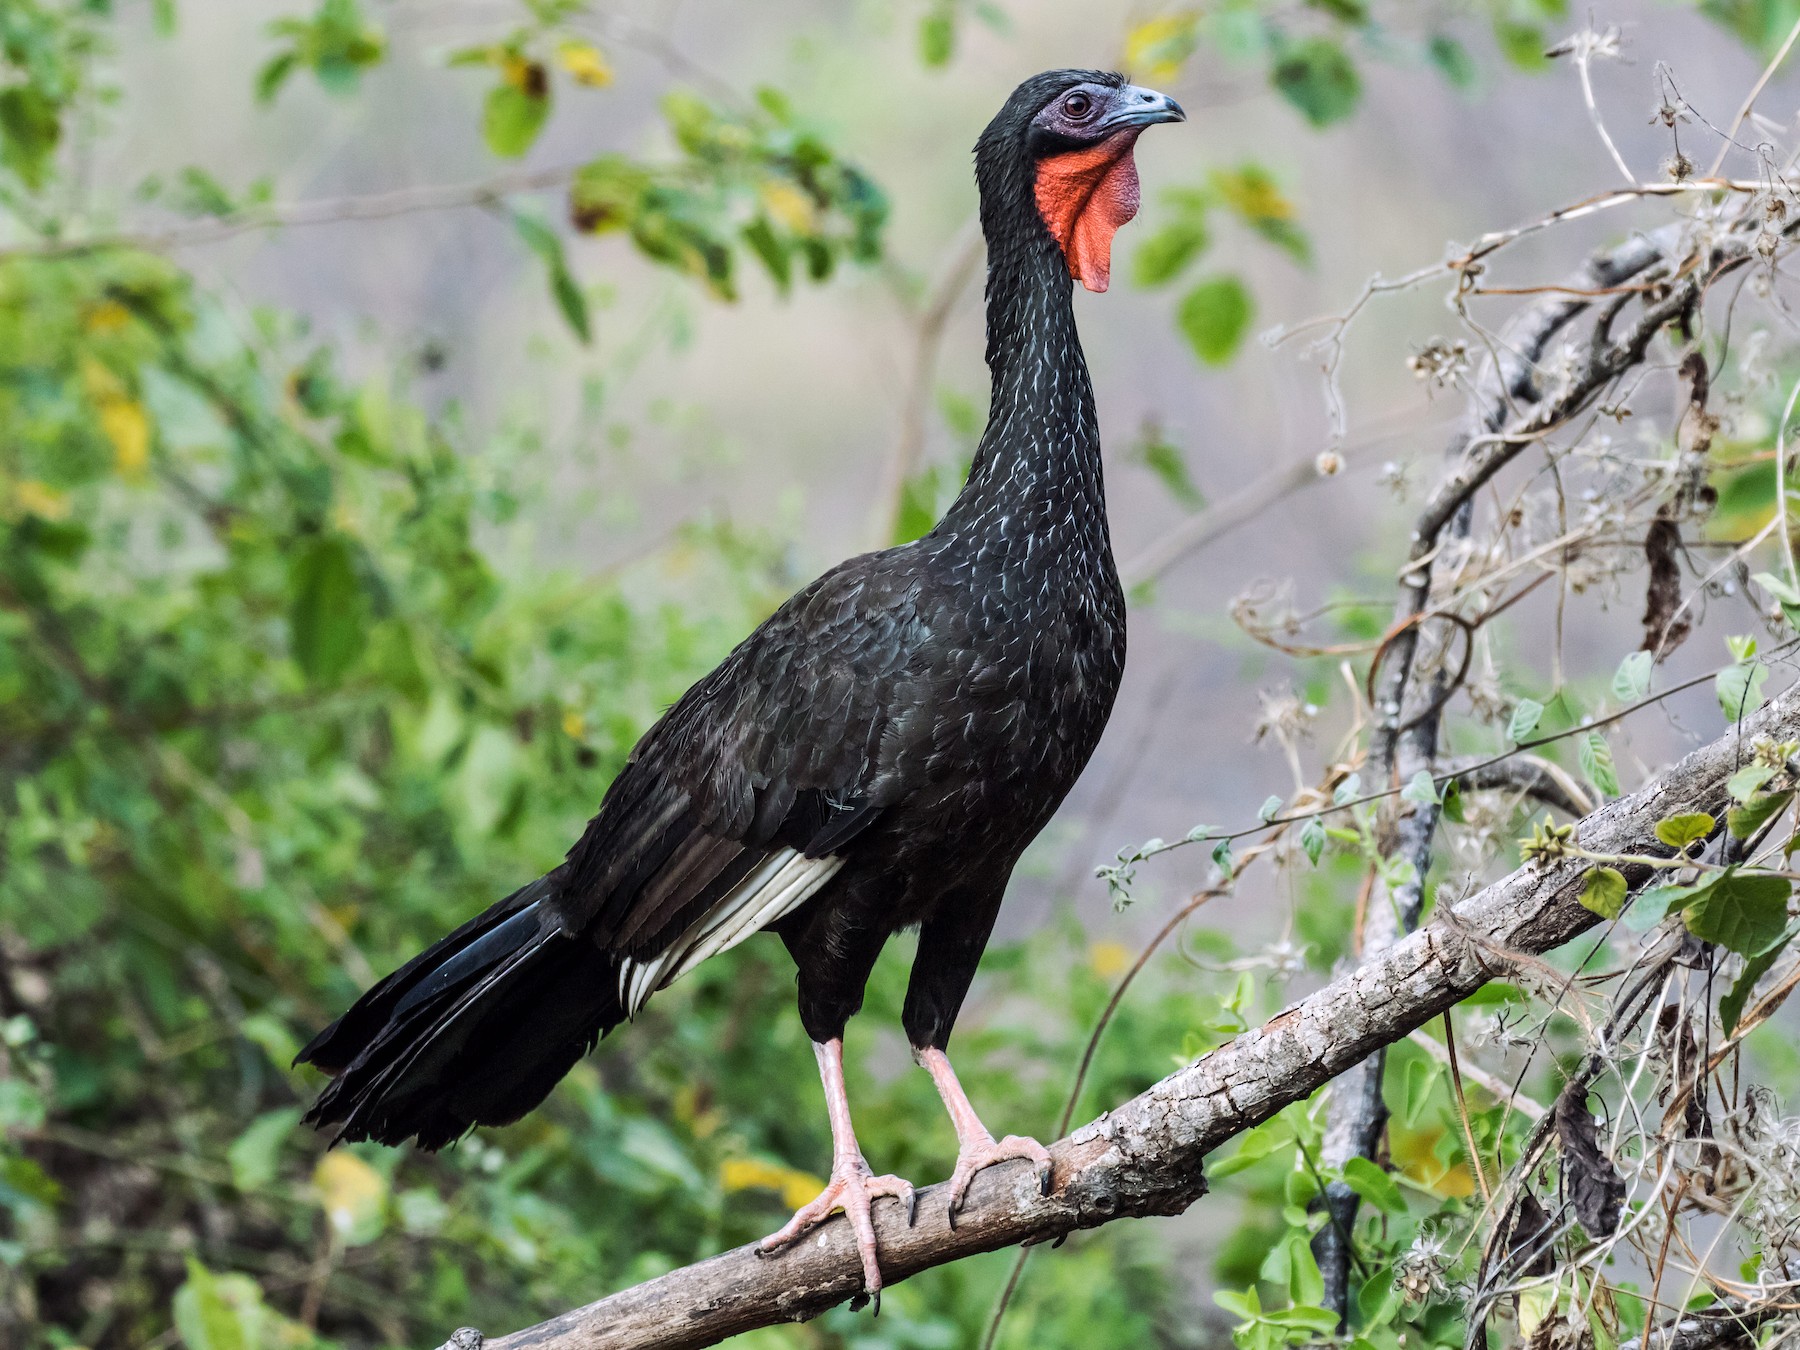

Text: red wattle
xmin=1032 ymin=129 xmax=1143 ymax=293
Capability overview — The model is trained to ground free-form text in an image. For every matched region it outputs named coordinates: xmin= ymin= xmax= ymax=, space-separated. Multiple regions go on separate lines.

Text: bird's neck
xmin=937 ymin=211 xmax=1107 ymax=549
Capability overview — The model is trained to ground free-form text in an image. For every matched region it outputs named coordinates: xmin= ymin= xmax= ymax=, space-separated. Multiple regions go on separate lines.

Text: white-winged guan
xmin=297 ymin=69 xmax=1184 ymax=1303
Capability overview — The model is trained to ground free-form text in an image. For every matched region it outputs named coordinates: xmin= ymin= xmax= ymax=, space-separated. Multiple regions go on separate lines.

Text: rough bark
xmin=448 ymin=679 xmax=1800 ymax=1350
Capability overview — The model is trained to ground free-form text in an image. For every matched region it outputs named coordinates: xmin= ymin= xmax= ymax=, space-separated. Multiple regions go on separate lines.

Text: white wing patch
xmin=617 ymin=849 xmax=842 ymax=1016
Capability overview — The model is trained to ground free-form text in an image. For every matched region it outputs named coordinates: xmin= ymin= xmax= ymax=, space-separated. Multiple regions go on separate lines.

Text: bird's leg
xmin=917 ymin=1045 xmax=1052 ymax=1225
xmin=757 ymin=1038 xmax=915 ymax=1308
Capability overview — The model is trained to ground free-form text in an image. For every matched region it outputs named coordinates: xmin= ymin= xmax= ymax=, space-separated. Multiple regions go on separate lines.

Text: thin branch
xmin=0 ymin=166 xmax=577 ymax=259
xmin=1119 ymin=413 xmax=1456 ymax=588
xmin=1707 ymin=14 xmax=1800 ymax=178
xmin=1451 ymin=753 xmax=1596 ymax=818
xmin=1560 ymin=27 xmax=1637 ymax=186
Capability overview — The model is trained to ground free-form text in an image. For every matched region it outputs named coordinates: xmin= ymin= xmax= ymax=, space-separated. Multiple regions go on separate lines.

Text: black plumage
xmin=298 ymin=68 xmax=1183 ymax=1297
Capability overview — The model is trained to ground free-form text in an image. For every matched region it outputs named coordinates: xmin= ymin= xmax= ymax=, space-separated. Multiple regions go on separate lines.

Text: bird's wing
xmin=545 ymin=553 xmax=933 ymax=1012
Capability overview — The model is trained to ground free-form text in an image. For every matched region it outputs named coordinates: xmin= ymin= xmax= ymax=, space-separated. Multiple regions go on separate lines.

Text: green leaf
xmin=1270 ymin=38 xmax=1363 ymax=127
xmin=1308 ymin=0 xmax=1369 ymax=21
xmin=1301 ymin=816 xmax=1326 ymax=866
xmin=228 ymin=1107 xmax=303 ymax=1192
xmin=1684 ymin=870 xmax=1793 ymax=956
xmin=1442 ymin=777 xmax=1466 ymax=824
xmin=1399 ymin=1054 xmax=1438 ymax=1127
xmin=918 ymin=7 xmax=954 ymax=65
xmin=1214 ymin=1286 xmax=1262 ymax=1319
xmin=1401 ymin=769 xmax=1438 ymax=806
xmin=1284 ymin=1230 xmax=1326 ymax=1305
xmin=1359 ymin=1263 xmax=1404 ymax=1328
xmin=1133 ymin=218 xmax=1210 ymax=288
xmin=1259 ymin=794 xmax=1283 ymax=822
xmin=255 ymin=51 xmax=300 ymax=104
xmin=1579 ymin=866 xmax=1628 ymax=920
xmin=1730 ymin=791 xmax=1793 ymax=839
xmin=1754 ymin=571 xmax=1800 ymax=606
xmin=1721 ymin=928 xmax=1795 ymax=1036
xmin=1135 ymin=434 xmax=1206 ymax=509
xmin=172 ymin=1256 xmax=271 ymax=1350
xmin=288 ymin=535 xmax=366 ymax=683
xmin=1210 ymin=1122 xmax=1287 ymax=1177
xmin=1580 ymin=732 xmax=1620 ymax=797
xmin=1494 ymin=19 xmax=1551 ymax=71
xmin=1176 ymin=275 xmax=1253 ymax=366
xmin=569 ymin=153 xmax=652 ymax=234
xmin=483 ymin=81 xmax=550 ymax=158
xmin=1268 ymin=1304 xmax=1343 ymax=1333
xmin=1717 ymin=661 xmax=1769 ymax=723
xmin=1612 ymin=649 xmax=1653 ymax=703
xmin=742 ymin=217 xmax=791 ymax=291
xmin=1625 ymin=880 xmax=1710 ymax=931
xmin=1211 ymin=838 xmax=1235 ymax=879
xmin=1728 ymin=763 xmax=1776 ymax=803
xmin=1654 ymin=813 xmax=1716 ymax=849
xmin=1342 ymin=1155 xmax=1407 ymax=1214
xmin=1208 ymin=165 xmax=1311 ymax=265
xmin=513 ymin=213 xmax=591 ymax=343
xmin=1427 ymin=33 xmax=1477 ymax=89
xmin=1508 ymin=697 xmax=1544 ymax=742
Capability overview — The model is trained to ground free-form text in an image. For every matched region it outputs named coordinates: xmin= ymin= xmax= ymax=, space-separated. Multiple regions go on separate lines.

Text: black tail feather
xmin=297 ymin=876 xmax=626 ymax=1150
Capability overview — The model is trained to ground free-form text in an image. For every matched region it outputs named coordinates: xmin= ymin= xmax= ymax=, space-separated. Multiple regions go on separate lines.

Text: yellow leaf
xmin=1213 ymin=170 xmax=1297 ymax=223
xmin=556 ymin=39 xmax=612 ymax=87
xmin=79 ymin=355 xmax=127 ymax=403
xmin=720 ymin=1157 xmax=824 ymax=1211
xmin=561 ymin=709 xmax=586 ymax=739
xmin=1123 ymin=13 xmax=1200 ymax=83
xmin=500 ymin=53 xmax=547 ymax=94
xmin=1518 ymin=1283 xmax=1557 ymax=1341
xmin=312 ymin=1151 xmax=386 ymax=1241
xmin=13 ymin=480 xmax=69 ymax=520
xmin=672 ymin=1082 xmax=721 ymax=1138
xmin=758 ymin=180 xmax=818 ymax=235
xmin=1089 ymin=940 xmax=1132 ymax=980
xmin=100 ymin=399 xmax=152 ymax=476
xmin=83 ymin=299 xmax=132 ymax=334
xmin=1389 ymin=1121 xmax=1476 ymax=1198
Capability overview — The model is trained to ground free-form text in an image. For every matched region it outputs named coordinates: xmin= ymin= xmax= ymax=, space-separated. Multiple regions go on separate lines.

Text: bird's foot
xmin=946 ymin=1132 xmax=1053 ymax=1227
xmin=757 ymin=1156 xmax=916 ymax=1310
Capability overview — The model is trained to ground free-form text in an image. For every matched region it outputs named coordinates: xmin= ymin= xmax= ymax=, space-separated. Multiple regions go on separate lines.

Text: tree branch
xmin=1451 ymin=753 xmax=1595 ymax=818
xmin=0 ymin=166 xmax=577 ymax=259
xmin=448 ymin=680 xmax=1800 ymax=1350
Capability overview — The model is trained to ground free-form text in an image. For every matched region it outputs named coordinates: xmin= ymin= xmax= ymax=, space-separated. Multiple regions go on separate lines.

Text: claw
xmin=946 ymin=1134 xmax=1055 ymax=1221
xmin=757 ymin=1157 xmax=914 ymax=1305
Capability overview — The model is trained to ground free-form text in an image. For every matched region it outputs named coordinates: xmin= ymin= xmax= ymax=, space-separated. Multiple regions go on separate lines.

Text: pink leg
xmin=918 ymin=1046 xmax=1053 ymax=1225
xmin=757 ymin=1039 xmax=915 ymax=1309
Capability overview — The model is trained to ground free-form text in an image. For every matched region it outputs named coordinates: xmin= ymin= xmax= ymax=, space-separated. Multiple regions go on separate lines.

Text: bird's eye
xmin=1063 ymin=92 xmax=1092 ymax=119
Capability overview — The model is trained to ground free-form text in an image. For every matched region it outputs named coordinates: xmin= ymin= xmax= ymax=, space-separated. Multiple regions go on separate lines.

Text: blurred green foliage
xmin=0 ymin=5 xmax=1193 ymax=1347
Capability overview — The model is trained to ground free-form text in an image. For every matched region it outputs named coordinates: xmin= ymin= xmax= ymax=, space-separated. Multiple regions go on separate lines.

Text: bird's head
xmin=976 ymin=69 xmax=1186 ymax=294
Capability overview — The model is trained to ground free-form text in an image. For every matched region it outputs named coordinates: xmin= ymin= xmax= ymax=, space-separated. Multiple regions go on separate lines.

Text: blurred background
xmin=5 ymin=0 xmax=1799 ymax=1346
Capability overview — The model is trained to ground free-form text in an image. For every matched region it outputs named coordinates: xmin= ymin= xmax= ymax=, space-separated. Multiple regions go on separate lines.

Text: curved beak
xmin=1105 ymin=85 xmax=1187 ymax=130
